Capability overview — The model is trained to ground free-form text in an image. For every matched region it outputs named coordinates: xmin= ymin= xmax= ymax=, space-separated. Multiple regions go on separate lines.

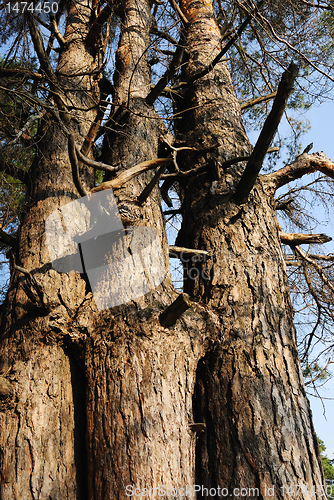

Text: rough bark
xmin=0 ymin=0 xmax=326 ymax=498
xmin=174 ymin=0 xmax=324 ymax=497
xmin=0 ymin=1 xmax=101 ymax=497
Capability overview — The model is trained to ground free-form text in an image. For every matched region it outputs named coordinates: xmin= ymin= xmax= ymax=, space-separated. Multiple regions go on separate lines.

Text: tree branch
xmin=68 ymin=135 xmax=89 ymax=197
xmin=0 ymin=230 xmax=16 ymax=248
xmin=146 ymin=35 xmax=185 ymax=106
xmin=266 ymin=151 xmax=334 ymax=190
xmin=280 ymin=232 xmax=332 ymax=246
xmin=137 ymin=165 xmax=167 ymax=205
xmin=90 ymin=158 xmax=172 ymax=193
xmin=86 ymin=0 xmax=115 ymax=47
xmin=0 ymin=158 xmax=29 ymax=184
xmin=159 ymin=293 xmax=192 ymax=327
xmin=0 ymin=68 xmax=44 ymax=80
xmin=240 ymin=91 xmax=277 ymax=111
xmin=74 ymin=142 xmax=120 ymax=173
xmin=234 ymin=62 xmax=299 ymax=205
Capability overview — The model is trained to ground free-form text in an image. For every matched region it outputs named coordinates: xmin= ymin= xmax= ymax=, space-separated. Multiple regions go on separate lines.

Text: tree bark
xmin=0 ymin=0 xmax=326 ymax=498
xmin=174 ymin=0 xmax=324 ymax=497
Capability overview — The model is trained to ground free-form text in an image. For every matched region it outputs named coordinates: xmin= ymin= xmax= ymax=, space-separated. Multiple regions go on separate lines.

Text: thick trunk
xmin=175 ymin=0 xmax=324 ymax=497
xmin=0 ymin=2 xmax=101 ymax=498
xmin=0 ymin=0 xmax=325 ymax=498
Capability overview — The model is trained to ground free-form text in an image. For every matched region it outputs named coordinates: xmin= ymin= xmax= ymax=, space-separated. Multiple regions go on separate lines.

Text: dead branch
xmin=280 ymin=232 xmax=332 ymax=246
xmin=50 ymin=17 xmax=65 ymax=47
xmin=168 ymin=0 xmax=189 ymax=26
xmin=240 ymin=91 xmax=277 ymax=111
xmin=0 ymin=230 xmax=16 ymax=248
xmin=86 ymin=0 xmax=115 ymax=47
xmin=74 ymin=142 xmax=120 ymax=173
xmin=28 ymin=16 xmax=69 ymax=118
xmin=137 ymin=165 xmax=167 ymax=205
xmin=68 ymin=135 xmax=89 ymax=197
xmin=146 ymin=35 xmax=185 ymax=106
xmin=234 ymin=62 xmax=298 ymax=205
xmin=91 ymin=158 xmax=172 ymax=193
xmin=169 ymin=246 xmax=211 ymax=258
xmin=266 ymin=151 xmax=334 ymax=190
xmin=159 ymin=293 xmax=192 ymax=327
xmin=10 ymin=254 xmax=50 ymax=312
xmin=295 ymin=246 xmax=334 ymax=296
xmin=0 ymin=68 xmax=44 ymax=80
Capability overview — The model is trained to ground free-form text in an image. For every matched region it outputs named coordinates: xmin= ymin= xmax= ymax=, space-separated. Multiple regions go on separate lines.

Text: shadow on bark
xmin=67 ymin=347 xmax=88 ymax=500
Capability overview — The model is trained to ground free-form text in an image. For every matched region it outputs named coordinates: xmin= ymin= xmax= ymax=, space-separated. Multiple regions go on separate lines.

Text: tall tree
xmin=1 ymin=0 xmax=334 ymax=498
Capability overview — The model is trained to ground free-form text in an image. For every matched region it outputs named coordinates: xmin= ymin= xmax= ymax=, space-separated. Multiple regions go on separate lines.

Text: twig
xmin=234 ymin=62 xmax=298 ymax=205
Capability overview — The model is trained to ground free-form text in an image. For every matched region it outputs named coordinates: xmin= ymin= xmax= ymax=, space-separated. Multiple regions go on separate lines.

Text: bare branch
xmin=0 ymin=68 xmax=43 ymax=80
xmin=240 ymin=91 xmax=277 ymax=111
xmin=8 ymin=111 xmax=45 ymax=146
xmin=169 ymin=246 xmax=211 ymax=258
xmin=0 ymin=230 xmax=16 ymax=248
xmin=86 ymin=0 xmax=115 ymax=47
xmin=146 ymin=36 xmax=185 ymax=106
xmin=280 ymin=232 xmax=332 ymax=246
xmin=234 ymin=62 xmax=299 ymax=205
xmin=137 ymin=165 xmax=167 ymax=205
xmin=168 ymin=0 xmax=189 ymax=26
xmin=74 ymin=143 xmax=120 ymax=174
xmin=90 ymin=159 xmax=172 ymax=193
xmin=266 ymin=151 xmax=334 ymax=190
xmin=68 ymin=135 xmax=89 ymax=197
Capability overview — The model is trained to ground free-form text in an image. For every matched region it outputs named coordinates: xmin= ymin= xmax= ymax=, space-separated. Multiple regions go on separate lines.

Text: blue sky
xmin=299 ymin=102 xmax=334 ymax=459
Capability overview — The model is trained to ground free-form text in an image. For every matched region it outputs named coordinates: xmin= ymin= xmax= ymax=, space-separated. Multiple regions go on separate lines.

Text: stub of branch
xmin=169 ymin=246 xmax=210 ymax=258
xmin=91 ymin=158 xmax=172 ymax=193
xmin=267 ymin=151 xmax=334 ymax=190
xmin=159 ymin=293 xmax=192 ymax=327
xmin=189 ymin=423 xmax=206 ymax=433
xmin=137 ymin=165 xmax=167 ymax=205
xmin=234 ymin=62 xmax=299 ymax=205
xmin=280 ymin=232 xmax=332 ymax=246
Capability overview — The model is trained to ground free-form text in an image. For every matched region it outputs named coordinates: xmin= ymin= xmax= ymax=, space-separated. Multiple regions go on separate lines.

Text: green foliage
xmin=318 ymin=438 xmax=334 ymax=481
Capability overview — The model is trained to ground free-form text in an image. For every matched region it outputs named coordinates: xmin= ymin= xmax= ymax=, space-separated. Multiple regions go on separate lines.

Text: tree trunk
xmin=175 ymin=0 xmax=324 ymax=497
xmin=0 ymin=0 xmax=325 ymax=499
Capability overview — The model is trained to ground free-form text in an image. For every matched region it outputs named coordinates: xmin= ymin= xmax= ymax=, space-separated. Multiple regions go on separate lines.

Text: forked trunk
xmin=0 ymin=0 xmax=325 ymax=498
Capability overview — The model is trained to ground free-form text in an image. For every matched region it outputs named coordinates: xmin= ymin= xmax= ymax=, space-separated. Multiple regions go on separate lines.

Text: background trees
xmin=1 ymin=0 xmax=334 ymax=498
